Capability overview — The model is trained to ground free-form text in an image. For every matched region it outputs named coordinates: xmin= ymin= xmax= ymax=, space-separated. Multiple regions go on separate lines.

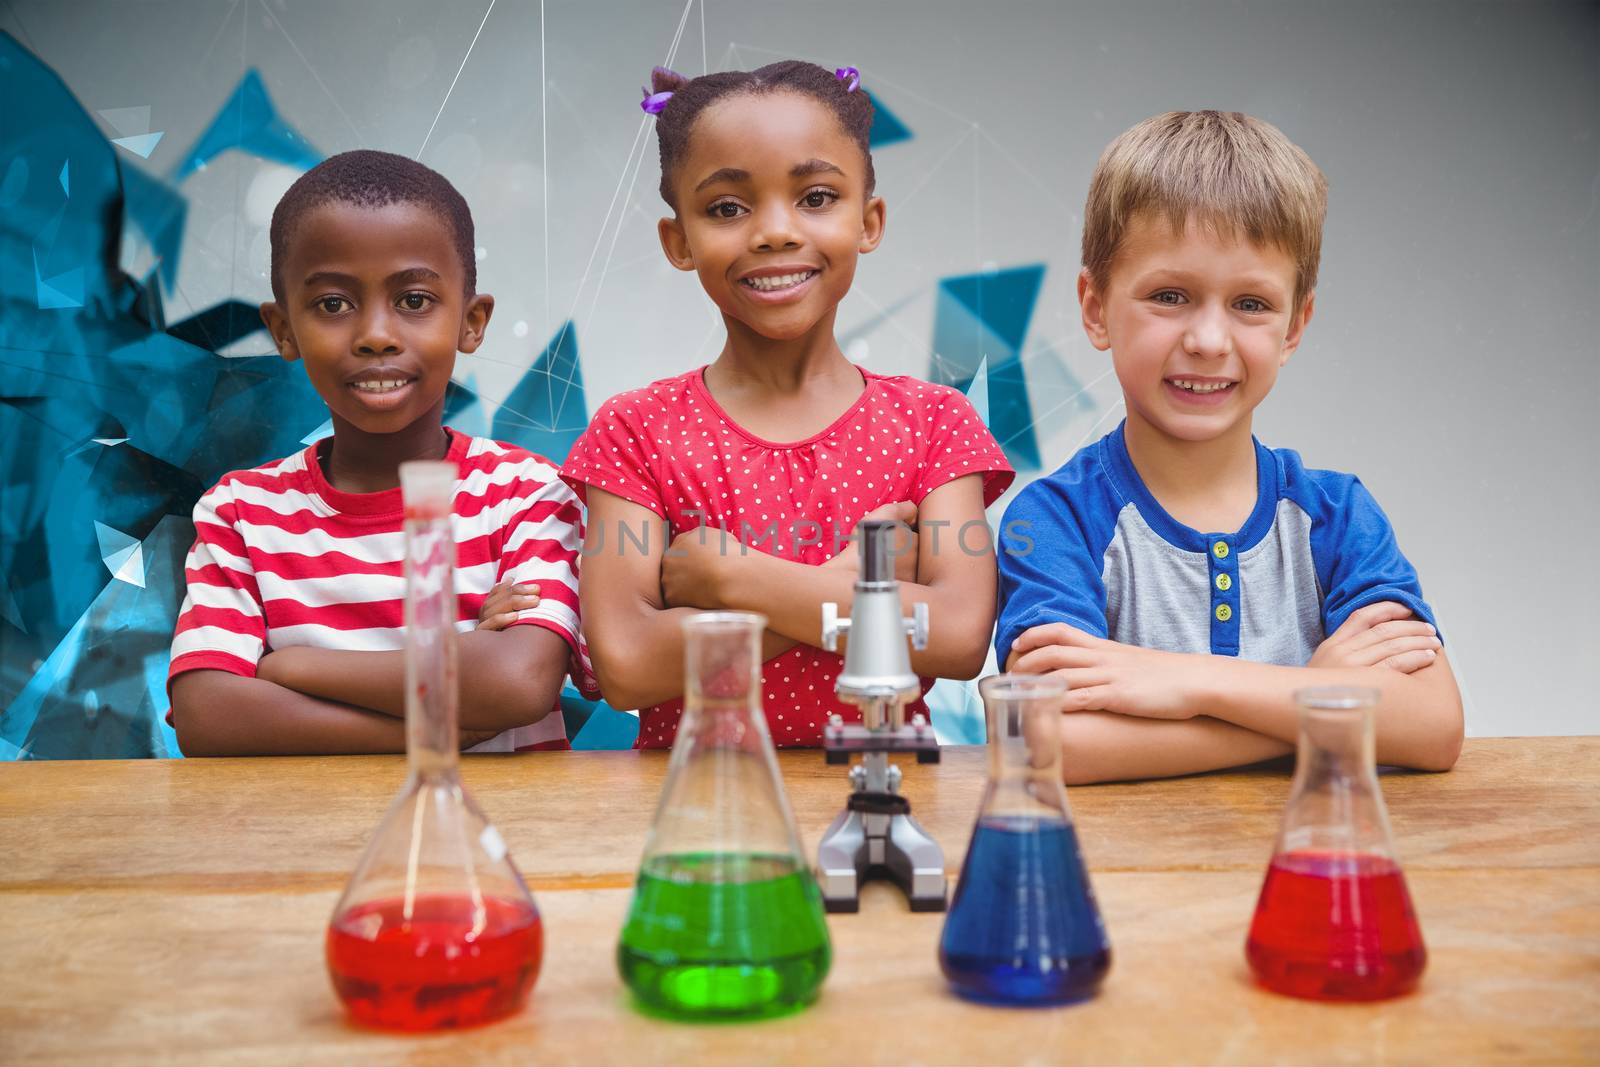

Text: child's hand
xmin=478 ymin=581 xmax=540 ymax=631
xmin=823 ymin=501 xmax=919 ymax=583
xmin=1308 ymin=602 xmax=1440 ymax=673
xmin=662 ymin=525 xmax=739 ymax=609
xmin=1008 ymin=622 xmax=1202 ymax=720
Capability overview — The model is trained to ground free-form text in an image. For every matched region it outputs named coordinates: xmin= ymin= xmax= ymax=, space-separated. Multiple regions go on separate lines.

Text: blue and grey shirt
xmin=995 ymin=423 xmax=1436 ymax=667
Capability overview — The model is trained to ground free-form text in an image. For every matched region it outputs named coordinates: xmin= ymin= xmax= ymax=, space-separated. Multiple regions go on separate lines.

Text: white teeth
xmin=353 ymin=379 xmax=409 ymax=393
xmin=743 ymin=270 xmax=816 ymax=292
xmin=1172 ymin=380 xmax=1234 ymax=394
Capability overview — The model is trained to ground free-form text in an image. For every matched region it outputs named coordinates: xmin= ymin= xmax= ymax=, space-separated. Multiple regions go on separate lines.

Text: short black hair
xmin=268 ymin=149 xmax=476 ymax=301
xmin=648 ymin=60 xmax=877 ymax=210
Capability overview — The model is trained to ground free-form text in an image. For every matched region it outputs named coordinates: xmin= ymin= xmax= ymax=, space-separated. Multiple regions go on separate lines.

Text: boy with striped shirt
xmin=168 ymin=151 xmax=594 ymax=755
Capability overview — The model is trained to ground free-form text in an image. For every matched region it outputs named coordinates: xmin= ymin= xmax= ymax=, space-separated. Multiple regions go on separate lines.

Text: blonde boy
xmin=997 ymin=112 xmax=1463 ymax=782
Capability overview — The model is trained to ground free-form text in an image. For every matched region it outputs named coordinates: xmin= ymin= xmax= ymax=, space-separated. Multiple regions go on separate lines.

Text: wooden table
xmin=1 ymin=739 xmax=1596 ymax=1065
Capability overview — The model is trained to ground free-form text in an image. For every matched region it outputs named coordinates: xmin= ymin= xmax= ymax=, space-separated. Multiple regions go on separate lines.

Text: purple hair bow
xmin=834 ymin=66 xmax=861 ymax=93
xmin=641 ymin=87 xmax=673 ymax=114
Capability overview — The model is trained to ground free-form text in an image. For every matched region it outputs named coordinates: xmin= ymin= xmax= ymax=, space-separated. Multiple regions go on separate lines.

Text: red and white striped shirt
xmin=168 ymin=429 xmax=597 ymax=751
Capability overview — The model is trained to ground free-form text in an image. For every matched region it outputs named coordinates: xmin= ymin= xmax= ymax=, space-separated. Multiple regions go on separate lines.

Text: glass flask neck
xmin=402 ymin=465 xmax=460 ymax=782
xmin=1278 ymin=687 xmax=1395 ymax=858
xmin=636 ymin=610 xmax=811 ymax=867
xmin=980 ymin=675 xmax=1071 ymax=822
xmin=1293 ymin=692 xmax=1379 ymax=791
xmin=681 ymin=611 xmax=768 ymax=740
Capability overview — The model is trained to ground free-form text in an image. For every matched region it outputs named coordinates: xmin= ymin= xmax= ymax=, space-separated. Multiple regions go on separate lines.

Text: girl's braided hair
xmin=648 ymin=60 xmax=876 ymax=209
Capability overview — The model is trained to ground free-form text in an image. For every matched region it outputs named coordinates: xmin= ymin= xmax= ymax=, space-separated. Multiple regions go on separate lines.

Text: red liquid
xmin=1246 ymin=850 xmax=1426 ymax=1001
xmin=326 ymin=894 xmax=542 ymax=1030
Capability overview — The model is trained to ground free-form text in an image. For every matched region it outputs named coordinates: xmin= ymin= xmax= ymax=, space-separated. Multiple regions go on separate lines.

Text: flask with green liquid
xmin=617 ymin=611 xmax=831 ymax=1019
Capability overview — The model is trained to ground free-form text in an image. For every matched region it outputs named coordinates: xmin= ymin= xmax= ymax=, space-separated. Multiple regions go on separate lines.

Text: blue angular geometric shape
xmin=964 ymin=356 xmax=991 ymax=427
xmin=930 ymin=264 xmax=1048 ymax=472
xmin=941 ymin=264 xmax=1045 ymax=354
xmin=97 ymin=106 xmax=151 ymax=138
xmin=986 ymin=352 xmax=1041 ymax=472
xmin=172 ymin=70 xmax=321 ymax=180
xmin=573 ymin=705 xmax=640 ymax=750
xmin=2 ymin=515 xmax=190 ymax=759
xmin=1017 ymin=348 xmax=1097 ymax=444
xmin=109 ymin=545 xmax=146 ymax=588
xmin=925 ymin=677 xmax=986 ymax=745
xmin=443 ymin=374 xmax=489 ymax=439
xmin=0 ymin=402 xmax=206 ymax=704
xmin=166 ymin=299 xmax=265 ymax=350
xmin=2 ymin=33 xmax=127 ymax=327
xmin=117 ymin=159 xmax=187 ymax=288
xmin=93 ymin=520 xmax=139 ymax=566
xmin=179 ymin=349 xmax=330 ymax=485
xmin=33 ymin=243 xmax=85 ymax=309
xmin=1 ymin=32 xmax=213 ymax=743
xmin=300 ymin=417 xmax=333 ymax=446
xmin=112 ymin=132 xmax=164 ymax=160
xmin=35 ymin=269 xmax=84 ymax=309
xmin=0 ymin=157 xmax=26 ymax=207
xmin=0 ymin=569 xmax=23 ymax=632
xmin=559 ymin=683 xmax=639 ymax=751
xmin=869 ymin=98 xmax=912 ymax=148
xmin=490 ymin=321 xmax=589 ymax=463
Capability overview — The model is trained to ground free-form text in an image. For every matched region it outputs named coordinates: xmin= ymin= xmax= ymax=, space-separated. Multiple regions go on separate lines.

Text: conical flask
xmin=1246 ymin=687 xmax=1426 ymax=1001
xmin=617 ymin=611 xmax=831 ymax=1019
xmin=324 ymin=461 xmax=542 ymax=1031
xmin=939 ymin=674 xmax=1111 ymax=1004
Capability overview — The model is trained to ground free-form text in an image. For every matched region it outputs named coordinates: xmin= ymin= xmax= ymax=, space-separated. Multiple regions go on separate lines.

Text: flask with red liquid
xmin=1246 ymin=687 xmax=1427 ymax=1001
xmin=325 ymin=461 xmax=543 ymax=1031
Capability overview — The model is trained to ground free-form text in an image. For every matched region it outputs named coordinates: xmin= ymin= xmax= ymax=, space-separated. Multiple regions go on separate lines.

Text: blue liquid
xmin=939 ymin=816 xmax=1112 ymax=1004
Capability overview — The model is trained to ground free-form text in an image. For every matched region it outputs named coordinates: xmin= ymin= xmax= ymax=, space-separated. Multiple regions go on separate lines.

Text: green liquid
xmin=617 ymin=852 xmax=832 ymax=1019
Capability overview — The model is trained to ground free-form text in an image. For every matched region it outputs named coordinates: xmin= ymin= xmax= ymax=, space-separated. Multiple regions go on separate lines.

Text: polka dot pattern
xmin=562 ymin=365 xmax=1014 ymax=749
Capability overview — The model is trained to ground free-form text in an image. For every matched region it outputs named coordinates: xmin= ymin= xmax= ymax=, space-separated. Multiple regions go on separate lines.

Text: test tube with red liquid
xmin=1246 ymin=687 xmax=1427 ymax=1001
xmin=325 ymin=461 xmax=542 ymax=1031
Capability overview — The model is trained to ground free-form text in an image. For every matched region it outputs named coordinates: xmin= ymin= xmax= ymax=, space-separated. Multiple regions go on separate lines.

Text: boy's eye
xmin=801 ymin=189 xmax=838 ymax=209
xmin=708 ymin=200 xmax=746 ymax=219
xmin=397 ymin=291 xmax=433 ymax=311
xmin=316 ymin=296 xmax=350 ymax=314
xmin=1235 ymin=297 xmax=1270 ymax=313
xmin=1150 ymin=290 xmax=1186 ymax=306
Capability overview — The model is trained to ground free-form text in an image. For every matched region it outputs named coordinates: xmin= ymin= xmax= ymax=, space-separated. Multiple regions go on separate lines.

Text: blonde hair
xmin=1082 ymin=111 xmax=1328 ymax=307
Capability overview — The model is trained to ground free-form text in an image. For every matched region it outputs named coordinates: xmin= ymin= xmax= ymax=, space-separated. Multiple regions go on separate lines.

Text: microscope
xmin=816 ymin=519 xmax=946 ymax=912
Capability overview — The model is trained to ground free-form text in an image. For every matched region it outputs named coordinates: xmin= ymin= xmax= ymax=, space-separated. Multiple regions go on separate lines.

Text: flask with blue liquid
xmin=938 ymin=674 xmax=1111 ymax=1004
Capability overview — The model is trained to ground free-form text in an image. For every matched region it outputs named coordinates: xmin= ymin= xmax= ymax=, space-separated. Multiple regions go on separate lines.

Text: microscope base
xmin=816 ymin=797 xmax=948 ymax=913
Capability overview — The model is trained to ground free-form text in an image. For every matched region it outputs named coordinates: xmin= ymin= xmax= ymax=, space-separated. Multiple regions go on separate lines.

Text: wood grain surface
xmin=2 ymin=738 xmax=1593 ymax=890
xmin=1 ymin=738 xmax=1596 ymax=1065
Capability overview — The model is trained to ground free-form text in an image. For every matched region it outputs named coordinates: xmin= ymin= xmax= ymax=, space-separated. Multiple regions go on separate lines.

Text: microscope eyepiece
xmin=855 ymin=519 xmax=900 ymax=584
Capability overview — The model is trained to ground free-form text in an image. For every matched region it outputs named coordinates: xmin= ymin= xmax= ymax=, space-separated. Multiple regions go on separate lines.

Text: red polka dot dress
xmin=562 ymin=365 xmax=1014 ymax=748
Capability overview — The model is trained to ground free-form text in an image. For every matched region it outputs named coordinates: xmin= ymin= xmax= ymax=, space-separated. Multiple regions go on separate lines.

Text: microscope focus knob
xmin=821 ymin=602 xmax=846 ymax=652
xmin=907 ymin=602 xmax=929 ymax=651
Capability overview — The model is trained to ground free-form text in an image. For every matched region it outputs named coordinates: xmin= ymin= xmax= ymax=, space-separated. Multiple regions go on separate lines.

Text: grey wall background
xmin=4 ymin=0 xmax=1595 ymax=738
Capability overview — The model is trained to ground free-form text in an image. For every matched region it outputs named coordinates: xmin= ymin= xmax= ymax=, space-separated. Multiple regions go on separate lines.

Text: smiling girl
xmin=562 ymin=62 xmax=1013 ymax=747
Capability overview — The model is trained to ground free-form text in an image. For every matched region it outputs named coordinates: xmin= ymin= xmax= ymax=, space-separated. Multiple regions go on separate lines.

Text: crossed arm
xmin=171 ymin=614 xmax=571 ymax=757
xmin=580 ymin=474 xmax=996 ymax=711
xmin=1005 ymin=602 xmax=1465 ymax=783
